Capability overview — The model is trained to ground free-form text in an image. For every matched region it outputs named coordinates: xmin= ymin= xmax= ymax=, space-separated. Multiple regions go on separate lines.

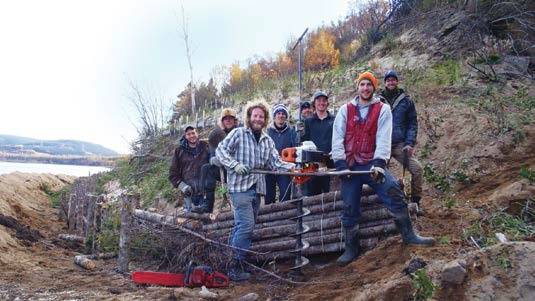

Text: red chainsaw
xmin=131 ymin=261 xmax=229 ymax=288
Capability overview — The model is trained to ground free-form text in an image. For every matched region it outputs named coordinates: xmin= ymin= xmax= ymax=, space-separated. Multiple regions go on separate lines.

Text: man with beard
xmin=300 ymin=100 xmax=314 ymax=119
xmin=302 ymin=91 xmax=335 ymax=196
xmin=193 ymin=108 xmax=239 ymax=213
xmin=169 ymin=126 xmax=209 ymax=212
xmin=379 ymin=70 xmax=424 ymax=209
xmin=266 ymin=104 xmax=298 ymax=204
xmin=332 ymin=72 xmax=435 ymax=266
xmin=216 ymin=101 xmax=295 ymax=281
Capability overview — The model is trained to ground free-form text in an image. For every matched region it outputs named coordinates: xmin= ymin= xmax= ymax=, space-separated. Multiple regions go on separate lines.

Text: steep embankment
xmin=0 ymin=172 xmax=74 ymax=266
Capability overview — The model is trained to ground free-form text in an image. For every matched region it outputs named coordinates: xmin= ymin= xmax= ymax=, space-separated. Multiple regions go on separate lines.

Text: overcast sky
xmin=0 ymin=0 xmax=350 ymax=154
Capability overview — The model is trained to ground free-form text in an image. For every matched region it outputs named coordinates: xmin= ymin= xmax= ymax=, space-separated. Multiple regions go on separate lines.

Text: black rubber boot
xmin=228 ymin=260 xmax=251 ymax=282
xmin=411 ymin=196 xmax=424 ymax=216
xmin=393 ymin=208 xmax=435 ymax=246
xmin=336 ymin=225 xmax=360 ymax=266
xmin=191 ymin=191 xmax=215 ymax=214
xmin=205 ymin=191 xmax=215 ymax=213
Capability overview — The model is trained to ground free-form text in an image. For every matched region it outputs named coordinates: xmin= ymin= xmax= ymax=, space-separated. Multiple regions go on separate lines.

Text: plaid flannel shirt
xmin=215 ymin=127 xmax=295 ymax=195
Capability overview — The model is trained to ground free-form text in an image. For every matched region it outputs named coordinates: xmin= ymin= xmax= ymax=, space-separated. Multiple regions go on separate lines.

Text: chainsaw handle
xmin=206 ymin=271 xmax=230 ymax=288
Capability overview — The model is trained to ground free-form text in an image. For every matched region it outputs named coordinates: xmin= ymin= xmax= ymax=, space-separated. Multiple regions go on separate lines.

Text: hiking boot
xmin=336 ymin=225 xmax=360 ymax=266
xmin=228 ymin=260 xmax=251 ymax=282
xmin=393 ymin=209 xmax=435 ymax=247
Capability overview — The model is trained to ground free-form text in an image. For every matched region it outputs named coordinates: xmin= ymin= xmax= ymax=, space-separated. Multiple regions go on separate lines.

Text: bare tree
xmin=179 ymin=1 xmax=196 ymax=116
xmin=127 ymin=80 xmax=171 ymax=151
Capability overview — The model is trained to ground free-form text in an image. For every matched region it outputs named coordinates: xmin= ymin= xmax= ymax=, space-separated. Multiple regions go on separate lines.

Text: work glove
xmin=370 ymin=159 xmax=386 ymax=184
xmin=295 ymin=121 xmax=305 ymax=133
xmin=402 ymin=145 xmax=414 ymax=157
xmin=334 ymin=160 xmax=350 ymax=179
xmin=233 ymin=163 xmax=251 ymax=175
xmin=178 ymin=181 xmax=193 ymax=197
xmin=286 ymin=162 xmax=296 ymax=171
xmin=209 ymin=156 xmax=221 ymax=167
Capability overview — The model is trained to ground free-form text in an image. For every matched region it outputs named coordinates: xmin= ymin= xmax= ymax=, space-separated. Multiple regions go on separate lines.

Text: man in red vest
xmin=331 ymin=71 xmax=435 ymax=266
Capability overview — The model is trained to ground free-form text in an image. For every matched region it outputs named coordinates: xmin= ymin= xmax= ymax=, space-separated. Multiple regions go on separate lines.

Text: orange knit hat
xmin=355 ymin=71 xmax=379 ymax=90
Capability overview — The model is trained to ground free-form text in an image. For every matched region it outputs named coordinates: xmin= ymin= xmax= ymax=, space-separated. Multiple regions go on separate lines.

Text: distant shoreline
xmin=0 ymin=155 xmax=117 ymax=167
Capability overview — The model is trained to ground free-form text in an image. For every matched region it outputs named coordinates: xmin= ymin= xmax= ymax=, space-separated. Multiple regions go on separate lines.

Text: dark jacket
xmin=168 ymin=138 xmax=209 ymax=194
xmin=380 ymin=88 xmax=418 ymax=147
xmin=267 ymin=123 xmax=298 ymax=154
xmin=302 ymin=112 xmax=335 ymax=153
xmin=208 ymin=126 xmax=238 ymax=157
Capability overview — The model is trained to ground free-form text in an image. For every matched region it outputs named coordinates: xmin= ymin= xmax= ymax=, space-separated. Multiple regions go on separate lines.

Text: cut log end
xmin=74 ymin=255 xmax=97 ymax=270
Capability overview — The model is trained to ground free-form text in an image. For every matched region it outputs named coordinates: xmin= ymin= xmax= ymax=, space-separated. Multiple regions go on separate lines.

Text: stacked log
xmin=208 ymin=187 xmax=416 ymax=260
xmin=132 ymin=187 xmax=416 ymax=262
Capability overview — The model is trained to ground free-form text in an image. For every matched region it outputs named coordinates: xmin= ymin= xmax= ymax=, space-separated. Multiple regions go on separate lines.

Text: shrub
xmin=463 ymin=211 xmax=535 ymax=248
xmin=520 ymin=166 xmax=535 ymax=183
xmin=430 ymin=59 xmax=460 ymax=86
xmin=40 ymin=183 xmax=71 ymax=209
xmin=97 ymin=207 xmax=120 ymax=253
xmin=411 ymin=268 xmax=436 ymax=300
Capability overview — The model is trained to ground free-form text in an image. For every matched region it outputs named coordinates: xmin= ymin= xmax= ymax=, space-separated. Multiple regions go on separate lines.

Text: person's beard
xmin=187 ymin=139 xmax=197 ymax=147
xmin=359 ymin=90 xmax=374 ymax=101
xmin=249 ymin=121 xmax=263 ymax=132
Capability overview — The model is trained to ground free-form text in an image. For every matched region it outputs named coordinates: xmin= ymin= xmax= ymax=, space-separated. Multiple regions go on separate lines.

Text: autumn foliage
xmin=304 ymin=29 xmax=341 ymax=71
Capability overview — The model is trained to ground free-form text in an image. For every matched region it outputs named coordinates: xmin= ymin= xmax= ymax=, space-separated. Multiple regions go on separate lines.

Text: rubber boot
xmin=183 ymin=196 xmax=192 ymax=213
xmin=336 ymin=225 xmax=360 ymax=266
xmin=191 ymin=191 xmax=215 ymax=214
xmin=228 ymin=260 xmax=251 ymax=282
xmin=205 ymin=191 xmax=215 ymax=213
xmin=393 ymin=208 xmax=435 ymax=246
xmin=411 ymin=196 xmax=424 ymax=216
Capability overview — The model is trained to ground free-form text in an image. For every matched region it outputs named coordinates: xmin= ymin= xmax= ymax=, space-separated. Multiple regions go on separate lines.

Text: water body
xmin=0 ymin=161 xmax=110 ymax=177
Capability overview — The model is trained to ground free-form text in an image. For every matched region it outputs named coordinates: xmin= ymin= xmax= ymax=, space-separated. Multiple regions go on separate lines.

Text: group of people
xmin=168 ymin=70 xmax=435 ymax=281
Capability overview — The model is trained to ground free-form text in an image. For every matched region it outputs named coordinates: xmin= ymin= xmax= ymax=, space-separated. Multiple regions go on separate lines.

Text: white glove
xmin=234 ymin=164 xmax=251 ymax=175
xmin=178 ymin=181 xmax=192 ymax=197
xmin=370 ymin=166 xmax=385 ymax=183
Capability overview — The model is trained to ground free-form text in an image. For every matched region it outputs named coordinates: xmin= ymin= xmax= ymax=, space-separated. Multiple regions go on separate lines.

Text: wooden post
xmin=91 ymin=195 xmax=104 ymax=253
xmin=85 ymin=195 xmax=97 ymax=251
xmin=67 ymin=193 xmax=75 ymax=231
xmin=118 ymin=192 xmax=133 ymax=273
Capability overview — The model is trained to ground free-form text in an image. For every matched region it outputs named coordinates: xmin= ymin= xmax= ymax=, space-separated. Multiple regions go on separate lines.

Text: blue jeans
xmin=340 ymin=163 xmax=407 ymax=228
xmin=303 ymin=176 xmax=330 ymax=196
xmin=229 ymin=187 xmax=260 ymax=260
xmin=265 ymin=175 xmax=292 ymax=204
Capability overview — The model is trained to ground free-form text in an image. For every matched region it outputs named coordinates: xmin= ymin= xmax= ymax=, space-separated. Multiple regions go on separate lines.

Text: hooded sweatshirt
xmin=168 ymin=137 xmax=209 ymax=193
xmin=331 ymin=96 xmax=392 ymax=165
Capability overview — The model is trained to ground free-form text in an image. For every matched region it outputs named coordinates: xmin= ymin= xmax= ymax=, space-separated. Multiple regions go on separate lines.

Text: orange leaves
xmin=304 ymin=29 xmax=340 ymax=71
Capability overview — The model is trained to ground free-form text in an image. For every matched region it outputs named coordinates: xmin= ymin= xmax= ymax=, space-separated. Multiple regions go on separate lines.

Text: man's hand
xmin=370 ymin=166 xmax=386 ymax=183
xmin=234 ymin=164 xmax=251 ymax=175
xmin=403 ymin=145 xmax=414 ymax=157
xmin=178 ymin=181 xmax=193 ymax=197
xmin=286 ymin=163 xmax=297 ymax=171
xmin=334 ymin=160 xmax=350 ymax=179
xmin=370 ymin=159 xmax=386 ymax=183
